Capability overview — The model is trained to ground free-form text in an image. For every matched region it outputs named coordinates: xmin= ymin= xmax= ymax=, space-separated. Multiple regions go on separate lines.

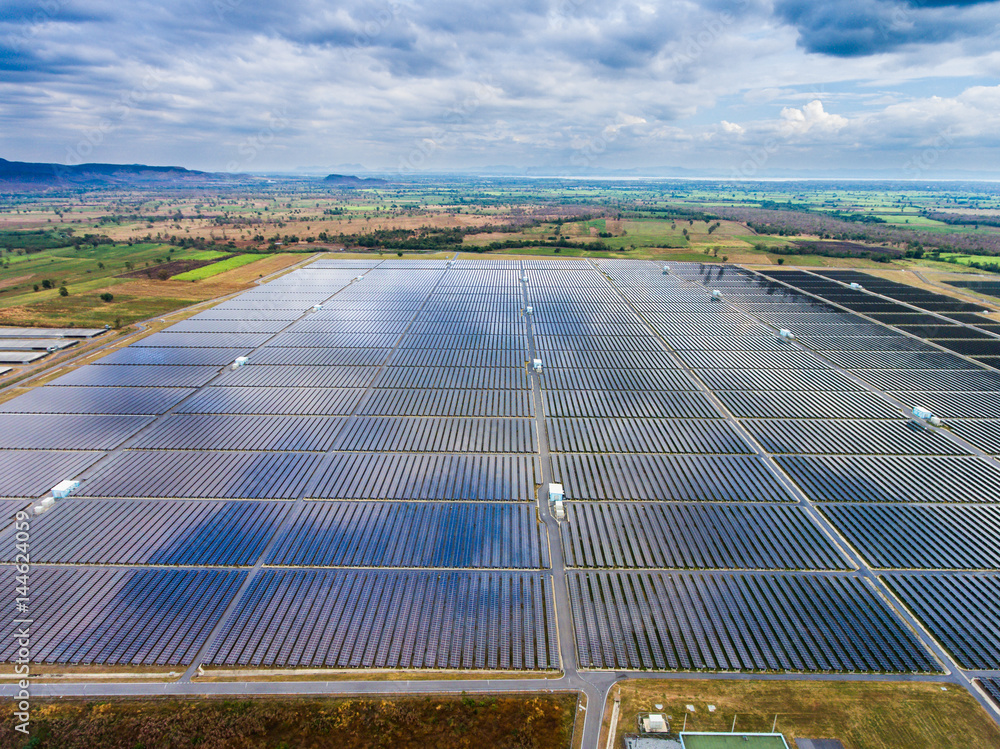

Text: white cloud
xmin=778 ymin=100 xmax=848 ymax=136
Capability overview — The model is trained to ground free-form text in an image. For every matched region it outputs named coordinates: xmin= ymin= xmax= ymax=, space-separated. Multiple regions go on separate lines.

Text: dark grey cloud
xmin=775 ymin=0 xmax=1000 ymax=56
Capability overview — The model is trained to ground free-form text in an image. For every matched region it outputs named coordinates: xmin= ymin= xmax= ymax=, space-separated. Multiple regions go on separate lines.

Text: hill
xmin=322 ymin=173 xmax=389 ymax=187
xmin=0 ymin=158 xmax=229 ymax=189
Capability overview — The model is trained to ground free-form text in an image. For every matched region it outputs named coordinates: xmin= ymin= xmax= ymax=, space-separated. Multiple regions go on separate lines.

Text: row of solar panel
xmin=763 ymin=270 xmax=1000 ymax=366
xmin=555 ymin=499 xmax=1000 ymax=571
xmin=219 ymin=365 xmax=529 ymax=389
xmin=569 ymin=571 xmax=939 ymax=672
xmin=21 ymin=438 xmax=990 ymax=506
xmin=0 ymin=386 xmax=536 ymax=416
xmin=560 ymin=502 xmax=849 ymax=570
xmin=67 ymin=451 xmax=539 ymax=500
xmin=206 ymin=569 xmax=559 ymax=670
xmin=0 ymin=500 xmax=547 ymax=568
xmin=0 ymin=567 xmax=244 ymax=665
xmin=883 ymin=574 xmax=1000 ymax=670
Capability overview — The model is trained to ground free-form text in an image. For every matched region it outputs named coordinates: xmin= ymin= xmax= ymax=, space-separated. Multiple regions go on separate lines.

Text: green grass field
xmin=171 ymin=253 xmax=267 ymax=280
xmin=937 ymin=252 xmax=1000 ymax=267
xmin=682 ymin=734 xmax=787 ymax=749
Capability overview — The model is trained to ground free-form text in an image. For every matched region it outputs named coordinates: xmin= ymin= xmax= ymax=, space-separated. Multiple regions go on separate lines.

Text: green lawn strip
xmin=172 ymin=253 xmax=267 ymax=280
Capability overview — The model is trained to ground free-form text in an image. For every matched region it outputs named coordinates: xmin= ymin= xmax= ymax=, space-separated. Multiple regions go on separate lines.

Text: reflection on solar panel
xmin=48 ymin=364 xmax=220 ymax=388
xmin=0 ymin=413 xmax=152 ymax=449
xmin=569 ymin=572 xmax=938 ymax=672
xmin=267 ymin=502 xmax=547 ymax=568
xmin=309 ymin=454 xmax=538 ymax=500
xmin=80 ymin=451 xmax=320 ymax=498
xmin=207 ymin=569 xmax=558 ymax=670
xmin=0 ymin=567 xmax=245 ymax=665
xmin=884 ymin=574 xmax=1000 ymax=669
xmin=133 ymin=413 xmax=348 ymax=451
xmin=93 ymin=347 xmax=253 ymax=366
xmin=562 ymin=503 xmax=848 ymax=569
xmin=0 ymin=386 xmax=194 ymax=414
xmin=0 ymin=499 xmax=287 ymax=565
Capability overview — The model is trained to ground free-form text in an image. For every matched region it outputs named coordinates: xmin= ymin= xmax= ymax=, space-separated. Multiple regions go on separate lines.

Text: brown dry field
xmin=0 ymin=693 xmax=578 ymax=749
xmin=0 ymin=253 xmax=305 ymax=329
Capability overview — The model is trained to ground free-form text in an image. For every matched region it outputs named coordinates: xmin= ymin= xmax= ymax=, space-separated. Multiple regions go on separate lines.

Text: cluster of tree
xmin=630 ymin=207 xmax=719 ymax=223
xmin=757 ymin=240 xmax=899 ymax=263
xmin=714 ymin=205 xmax=1000 ymax=255
xmin=470 ymin=238 xmax=611 ymax=253
xmin=924 ymin=212 xmax=1000 ymax=229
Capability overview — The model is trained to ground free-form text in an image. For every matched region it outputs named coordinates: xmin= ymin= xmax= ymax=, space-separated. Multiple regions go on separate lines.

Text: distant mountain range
xmin=0 ymin=158 xmax=228 ymax=189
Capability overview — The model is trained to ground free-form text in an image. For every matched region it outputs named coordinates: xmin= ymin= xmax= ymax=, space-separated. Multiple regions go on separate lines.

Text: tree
xmin=100 ymin=292 xmax=114 ymax=302
xmin=59 ymin=285 xmax=68 ymax=296
xmin=777 ymin=258 xmax=785 ymax=265
xmin=33 ymin=284 xmax=39 ymax=292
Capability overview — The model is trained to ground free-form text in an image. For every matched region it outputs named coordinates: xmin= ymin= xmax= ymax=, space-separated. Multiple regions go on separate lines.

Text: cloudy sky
xmin=2 ymin=0 xmax=999 ymax=176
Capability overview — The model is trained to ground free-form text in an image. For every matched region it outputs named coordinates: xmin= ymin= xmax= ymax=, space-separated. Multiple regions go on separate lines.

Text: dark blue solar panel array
xmin=266 ymin=502 xmax=547 ymax=568
xmin=3 ymin=256 xmax=995 ymax=676
xmin=0 ymin=567 xmax=245 ymax=665
xmin=544 ymin=260 xmax=943 ymax=673
xmin=0 ymin=499 xmax=287 ymax=565
xmin=206 ymin=570 xmax=558 ymax=670
xmin=823 ymin=505 xmax=1000 ymax=569
xmin=562 ymin=503 xmax=847 ymax=570
xmin=982 ymin=678 xmax=1000 ymax=706
xmin=884 ymin=574 xmax=1000 ymax=669
xmin=569 ymin=571 xmax=937 ymax=672
xmin=0 ymin=258 xmax=551 ymax=668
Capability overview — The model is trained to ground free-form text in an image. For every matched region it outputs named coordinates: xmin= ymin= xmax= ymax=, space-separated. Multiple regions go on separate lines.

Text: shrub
xmin=59 ymin=285 xmax=69 ymax=296
xmin=100 ymin=292 xmax=114 ymax=302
